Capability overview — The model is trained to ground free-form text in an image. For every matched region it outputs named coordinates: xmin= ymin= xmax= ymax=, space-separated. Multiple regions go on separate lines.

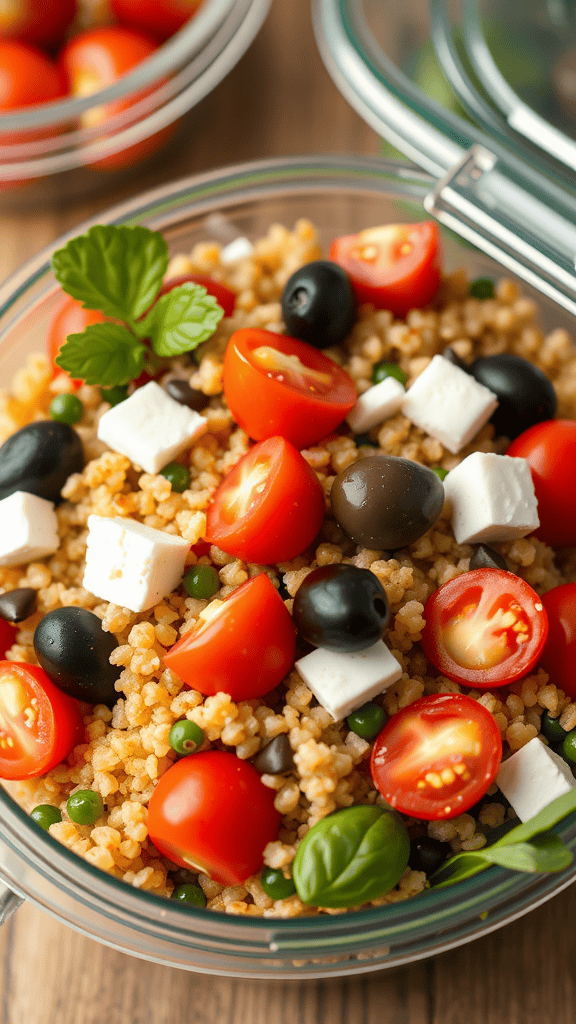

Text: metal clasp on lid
xmin=425 ymin=145 xmax=576 ymax=316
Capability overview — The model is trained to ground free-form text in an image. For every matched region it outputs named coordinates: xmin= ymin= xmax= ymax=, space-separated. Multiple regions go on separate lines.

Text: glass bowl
xmin=0 ymin=155 xmax=575 ymax=978
xmin=0 ymin=0 xmax=271 ymax=204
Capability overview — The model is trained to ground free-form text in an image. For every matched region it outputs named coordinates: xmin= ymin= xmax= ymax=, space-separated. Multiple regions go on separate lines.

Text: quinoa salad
xmin=0 ymin=216 xmax=576 ymax=918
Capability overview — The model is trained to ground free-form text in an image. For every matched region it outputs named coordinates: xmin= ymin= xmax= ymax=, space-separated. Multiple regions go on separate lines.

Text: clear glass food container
xmin=0 ymin=0 xmax=271 ymax=205
xmin=1 ymin=155 xmax=576 ymax=979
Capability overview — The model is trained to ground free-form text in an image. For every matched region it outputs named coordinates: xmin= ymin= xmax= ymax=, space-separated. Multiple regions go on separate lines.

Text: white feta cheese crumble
xmin=294 ymin=640 xmax=403 ymax=722
xmin=443 ymin=452 xmax=539 ymax=544
xmin=220 ymin=237 xmax=253 ymax=265
xmin=83 ymin=515 xmax=189 ymax=612
xmin=0 ymin=491 xmax=59 ymax=567
xmin=97 ymin=381 xmax=207 ymax=475
xmin=346 ymin=376 xmax=405 ymax=434
xmin=401 ymin=354 xmax=498 ymax=453
xmin=496 ymin=737 xmax=576 ymax=822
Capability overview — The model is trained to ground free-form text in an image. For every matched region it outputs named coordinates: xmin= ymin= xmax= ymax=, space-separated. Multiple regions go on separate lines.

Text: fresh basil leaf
xmin=481 ymin=834 xmax=572 ymax=873
xmin=491 ymin=789 xmax=576 ymax=849
xmin=140 ymin=282 xmax=224 ymax=358
xmin=430 ymin=852 xmax=489 ymax=889
xmin=51 ymin=224 xmax=169 ymax=323
xmin=55 ymin=323 xmax=146 ymax=387
xmin=292 ymin=806 xmax=409 ymax=908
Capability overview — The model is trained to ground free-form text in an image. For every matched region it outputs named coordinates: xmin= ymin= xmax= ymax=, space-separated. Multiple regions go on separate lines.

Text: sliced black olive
xmin=0 ymin=421 xmax=83 ymax=503
xmin=252 ymin=734 xmax=295 ymax=775
xmin=281 ymin=260 xmax=356 ymax=349
xmin=470 ymin=544 xmax=510 ymax=572
xmin=442 ymin=346 xmax=468 ymax=371
xmin=0 ymin=588 xmax=37 ymax=623
xmin=293 ymin=564 xmax=390 ymax=653
xmin=34 ymin=607 xmax=121 ymax=706
xmin=469 ymin=354 xmax=556 ymax=440
xmin=408 ymin=836 xmax=451 ymax=876
xmin=330 ymin=455 xmax=445 ymax=551
xmin=165 ymin=377 xmax=210 ymax=412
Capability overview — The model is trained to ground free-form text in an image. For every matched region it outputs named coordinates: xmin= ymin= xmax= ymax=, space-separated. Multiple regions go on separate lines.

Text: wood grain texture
xmin=0 ymin=0 xmax=574 ymax=1020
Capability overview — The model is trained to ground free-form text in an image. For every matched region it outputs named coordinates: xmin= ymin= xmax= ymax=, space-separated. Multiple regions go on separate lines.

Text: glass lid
xmin=314 ymin=0 xmax=576 ymax=317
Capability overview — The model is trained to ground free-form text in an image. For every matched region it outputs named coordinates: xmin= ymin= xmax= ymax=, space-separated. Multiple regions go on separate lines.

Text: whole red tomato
xmin=147 ymin=751 xmax=281 ymax=885
xmin=48 ymin=294 xmax=109 ymax=387
xmin=0 ymin=0 xmax=76 ymax=50
xmin=0 ymin=40 xmax=66 ymax=110
xmin=329 ymin=222 xmax=442 ymax=316
xmin=507 ymin=420 xmax=576 ymax=547
xmin=110 ymin=0 xmax=201 ymax=42
xmin=0 ymin=621 xmax=17 ymax=659
xmin=540 ymin=583 xmax=576 ymax=699
xmin=223 ymin=329 xmax=357 ymax=449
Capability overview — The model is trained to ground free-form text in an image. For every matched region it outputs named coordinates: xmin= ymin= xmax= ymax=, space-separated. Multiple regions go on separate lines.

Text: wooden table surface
xmin=1 ymin=1 xmax=576 ymax=1021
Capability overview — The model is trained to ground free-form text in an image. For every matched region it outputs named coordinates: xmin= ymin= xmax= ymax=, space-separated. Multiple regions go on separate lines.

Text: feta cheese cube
xmin=83 ymin=515 xmax=189 ymax=612
xmin=0 ymin=491 xmax=59 ymax=567
xmin=496 ymin=737 xmax=576 ymax=822
xmin=220 ymin=237 xmax=253 ymax=265
xmin=401 ymin=354 xmax=498 ymax=453
xmin=97 ymin=381 xmax=207 ymax=475
xmin=294 ymin=640 xmax=403 ymax=722
xmin=346 ymin=376 xmax=405 ymax=434
xmin=444 ymin=452 xmax=539 ymax=544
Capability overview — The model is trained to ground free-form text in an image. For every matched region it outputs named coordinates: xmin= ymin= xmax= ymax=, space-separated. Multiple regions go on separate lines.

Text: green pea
xmin=101 ymin=384 xmax=128 ymax=407
xmin=469 ymin=277 xmax=495 ymax=300
xmin=49 ymin=393 xmax=83 ymax=425
xmin=183 ymin=564 xmax=220 ymax=600
xmin=432 ymin=466 xmax=449 ymax=481
xmin=372 ymin=362 xmax=408 ymax=387
xmin=67 ymin=789 xmax=104 ymax=825
xmin=171 ymin=883 xmax=207 ymax=907
xmin=541 ymin=712 xmax=567 ymax=745
xmin=169 ymin=719 xmax=204 ymax=756
xmin=346 ymin=701 xmax=386 ymax=740
xmin=160 ymin=462 xmax=191 ymax=493
xmin=261 ymin=867 xmax=296 ymax=900
xmin=31 ymin=804 xmax=62 ymax=831
xmin=354 ymin=433 xmax=378 ymax=448
xmin=562 ymin=730 xmax=576 ymax=765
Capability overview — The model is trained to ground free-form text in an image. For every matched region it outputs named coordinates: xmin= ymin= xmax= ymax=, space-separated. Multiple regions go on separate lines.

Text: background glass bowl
xmin=0 ymin=155 xmax=575 ymax=978
xmin=0 ymin=0 xmax=271 ymax=204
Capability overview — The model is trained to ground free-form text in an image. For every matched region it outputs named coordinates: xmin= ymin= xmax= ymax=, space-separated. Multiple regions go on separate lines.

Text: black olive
xmin=442 ymin=346 xmax=468 ymax=371
xmin=293 ymin=564 xmax=390 ymax=653
xmin=408 ymin=836 xmax=451 ymax=876
xmin=0 ymin=588 xmax=37 ymax=623
xmin=470 ymin=544 xmax=510 ymax=572
xmin=0 ymin=421 xmax=84 ymax=504
xmin=331 ymin=455 xmax=445 ymax=551
xmin=33 ymin=607 xmax=121 ymax=706
xmin=165 ymin=377 xmax=210 ymax=412
xmin=252 ymin=734 xmax=295 ymax=775
xmin=281 ymin=260 xmax=355 ymax=349
xmin=469 ymin=354 xmax=556 ymax=440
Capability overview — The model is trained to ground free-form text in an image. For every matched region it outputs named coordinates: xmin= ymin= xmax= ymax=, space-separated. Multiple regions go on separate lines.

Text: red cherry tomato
xmin=47 ymin=294 xmax=109 ymax=387
xmin=164 ymin=573 xmax=295 ymax=699
xmin=159 ymin=274 xmax=236 ymax=318
xmin=148 ymin=751 xmax=281 ymax=885
xmin=223 ymin=329 xmax=357 ymax=449
xmin=205 ymin=436 xmax=326 ymax=564
xmin=110 ymin=0 xmax=201 ymax=42
xmin=540 ymin=583 xmax=576 ymax=699
xmin=0 ymin=40 xmax=67 ymax=110
xmin=59 ymin=27 xmax=172 ymax=171
xmin=507 ymin=420 xmax=576 ymax=547
xmin=0 ymin=0 xmax=76 ymax=49
xmin=0 ymin=621 xmax=17 ymax=659
xmin=421 ymin=569 xmax=548 ymax=689
xmin=370 ymin=693 xmax=502 ymax=820
xmin=329 ymin=222 xmax=442 ymax=316
xmin=0 ymin=661 xmax=84 ymax=781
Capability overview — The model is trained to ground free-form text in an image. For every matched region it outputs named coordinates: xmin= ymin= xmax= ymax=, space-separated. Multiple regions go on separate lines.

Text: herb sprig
xmin=52 ymin=225 xmax=225 ymax=387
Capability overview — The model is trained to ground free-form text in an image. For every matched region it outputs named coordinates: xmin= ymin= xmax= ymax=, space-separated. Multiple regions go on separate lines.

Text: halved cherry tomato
xmin=508 ymin=420 xmax=576 ymax=548
xmin=329 ymin=222 xmax=442 ymax=316
xmin=110 ymin=0 xmax=201 ymax=42
xmin=205 ymin=436 xmax=325 ymax=564
xmin=223 ymin=329 xmax=357 ymax=449
xmin=164 ymin=573 xmax=295 ymax=699
xmin=148 ymin=751 xmax=281 ymax=885
xmin=0 ymin=0 xmax=76 ymax=49
xmin=370 ymin=693 xmax=502 ymax=820
xmin=540 ymin=583 xmax=576 ymax=699
xmin=159 ymin=273 xmax=236 ymax=318
xmin=421 ymin=569 xmax=548 ymax=688
xmin=0 ymin=661 xmax=83 ymax=780
xmin=0 ymin=622 xmax=17 ymax=659
xmin=47 ymin=294 xmax=109 ymax=387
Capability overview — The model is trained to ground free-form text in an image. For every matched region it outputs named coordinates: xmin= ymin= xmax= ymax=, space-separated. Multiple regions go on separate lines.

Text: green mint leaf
xmin=51 ymin=224 xmax=169 ymax=322
xmin=481 ymin=834 xmax=572 ymax=873
xmin=292 ymin=806 xmax=409 ymax=908
xmin=55 ymin=323 xmax=146 ymax=387
xmin=140 ymin=282 xmax=224 ymax=358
